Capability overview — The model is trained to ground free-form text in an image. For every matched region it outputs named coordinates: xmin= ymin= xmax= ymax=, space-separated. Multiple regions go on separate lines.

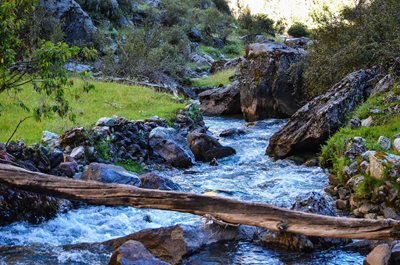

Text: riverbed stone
xmin=219 ymin=128 xmax=246 ymax=137
xmin=187 ymin=132 xmax=236 ymax=162
xmin=109 ymin=240 xmax=170 ymax=265
xmin=364 ymin=244 xmax=391 ymax=265
xmin=81 ymin=163 xmax=141 ymax=186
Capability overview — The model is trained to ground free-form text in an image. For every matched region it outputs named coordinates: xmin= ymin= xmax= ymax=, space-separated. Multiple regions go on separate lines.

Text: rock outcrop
xmin=149 ymin=127 xmax=195 ymax=168
xmin=267 ymin=69 xmax=377 ymax=158
xmin=239 ymin=42 xmax=308 ymax=121
xmin=187 ymin=132 xmax=236 ymax=162
xmin=109 ymin=240 xmax=170 ymax=265
xmin=39 ymin=0 xmax=97 ymax=45
xmin=198 ymin=83 xmax=241 ymax=116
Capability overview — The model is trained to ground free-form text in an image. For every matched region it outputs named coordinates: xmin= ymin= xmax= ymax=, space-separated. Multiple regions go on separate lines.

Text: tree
xmin=0 ymin=0 xmax=96 ymax=143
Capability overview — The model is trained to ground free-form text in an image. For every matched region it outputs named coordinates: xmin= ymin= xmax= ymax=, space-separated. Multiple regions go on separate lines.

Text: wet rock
xmin=103 ymin=224 xmax=243 ymax=265
xmin=267 ymin=69 xmax=377 ymax=158
xmin=382 ymin=207 xmax=400 ymax=219
xmin=362 ymin=116 xmax=374 ymax=127
xmin=209 ymin=158 xmax=218 ymax=166
xmin=149 ymin=127 xmax=195 ymax=168
xmin=109 ymin=240 xmax=170 ymax=265
xmin=41 ymin=131 xmax=60 ymax=148
xmin=378 ymin=136 xmax=391 ymax=150
xmin=391 ymin=242 xmax=400 ymax=264
xmin=219 ymin=128 xmax=245 ymax=138
xmin=336 ymin=199 xmax=348 ymax=210
xmin=364 ymin=244 xmax=391 ymax=265
xmin=58 ymin=162 xmax=78 ymax=177
xmin=39 ymin=0 xmax=96 ymax=45
xmin=198 ymin=84 xmax=241 ymax=116
xmin=303 ymin=157 xmax=319 ymax=167
xmin=187 ymin=132 xmax=236 ymax=162
xmin=258 ymin=230 xmax=314 ymax=251
xmin=240 ymin=42 xmax=308 ymax=121
xmin=81 ymin=163 xmax=141 ymax=186
xmin=348 ymin=118 xmax=361 ymax=129
xmin=139 ymin=173 xmax=181 ymax=191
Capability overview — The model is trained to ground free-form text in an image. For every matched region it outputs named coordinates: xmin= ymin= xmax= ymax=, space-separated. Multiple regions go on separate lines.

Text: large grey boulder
xmin=80 ymin=163 xmax=141 ymax=186
xmin=109 ymin=240 xmax=170 ymax=265
xmin=39 ymin=0 xmax=96 ymax=45
xmin=187 ymin=132 xmax=236 ymax=162
xmin=239 ymin=42 xmax=308 ymax=121
xmin=149 ymin=127 xmax=195 ymax=168
xmin=198 ymin=83 xmax=241 ymax=116
xmin=267 ymin=69 xmax=377 ymax=158
xmin=104 ymin=224 xmax=244 ymax=265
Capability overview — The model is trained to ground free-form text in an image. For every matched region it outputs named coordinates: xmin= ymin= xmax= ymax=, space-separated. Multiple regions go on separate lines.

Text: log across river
xmin=1 ymin=163 xmax=400 ymax=240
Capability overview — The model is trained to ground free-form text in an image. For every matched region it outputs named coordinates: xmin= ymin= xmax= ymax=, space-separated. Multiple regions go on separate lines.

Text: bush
xmin=105 ymin=25 xmax=189 ymax=78
xmin=238 ymin=7 xmax=275 ymax=41
xmin=287 ymin=22 xmax=309 ymax=38
xmin=305 ymin=0 xmax=400 ymax=98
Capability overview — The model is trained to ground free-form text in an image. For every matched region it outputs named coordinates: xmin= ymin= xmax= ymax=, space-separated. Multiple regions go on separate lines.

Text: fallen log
xmin=1 ymin=163 xmax=400 ymax=240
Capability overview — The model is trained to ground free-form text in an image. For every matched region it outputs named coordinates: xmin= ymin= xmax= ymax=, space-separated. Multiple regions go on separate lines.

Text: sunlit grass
xmin=0 ymin=79 xmax=186 ymax=144
xmin=192 ymin=68 xmax=235 ymax=87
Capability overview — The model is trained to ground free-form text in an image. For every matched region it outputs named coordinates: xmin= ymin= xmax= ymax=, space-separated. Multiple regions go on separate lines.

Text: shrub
xmin=287 ymin=22 xmax=309 ymax=38
xmin=238 ymin=7 xmax=275 ymax=41
xmin=305 ymin=0 xmax=400 ymax=98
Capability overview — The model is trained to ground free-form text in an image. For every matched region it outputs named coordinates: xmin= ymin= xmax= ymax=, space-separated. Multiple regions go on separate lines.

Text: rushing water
xmin=0 ymin=117 xmax=366 ymax=264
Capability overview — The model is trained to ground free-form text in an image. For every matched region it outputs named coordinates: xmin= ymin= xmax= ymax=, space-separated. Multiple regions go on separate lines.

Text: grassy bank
xmin=320 ymin=89 xmax=400 ymax=183
xmin=192 ymin=68 xmax=235 ymax=88
xmin=0 ymin=79 xmax=186 ymax=144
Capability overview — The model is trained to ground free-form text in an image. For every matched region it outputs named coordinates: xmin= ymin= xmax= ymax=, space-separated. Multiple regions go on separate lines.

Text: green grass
xmin=320 ymin=88 xmax=400 ymax=184
xmin=192 ymin=68 xmax=235 ymax=87
xmin=199 ymin=44 xmax=244 ymax=60
xmin=115 ymin=160 xmax=143 ymax=174
xmin=0 ymin=79 xmax=186 ymax=144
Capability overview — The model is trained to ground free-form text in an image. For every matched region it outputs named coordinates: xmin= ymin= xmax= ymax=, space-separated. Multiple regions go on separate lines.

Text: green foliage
xmin=0 ymin=79 xmax=187 ymax=143
xmin=116 ymin=160 xmax=143 ymax=173
xmin=305 ymin=0 xmax=400 ymax=97
xmin=222 ymin=44 xmax=244 ymax=58
xmin=287 ymin=22 xmax=309 ymax=37
xmin=192 ymin=68 xmax=235 ymax=87
xmin=95 ymin=141 xmax=111 ymax=160
xmin=238 ymin=8 xmax=275 ymax=41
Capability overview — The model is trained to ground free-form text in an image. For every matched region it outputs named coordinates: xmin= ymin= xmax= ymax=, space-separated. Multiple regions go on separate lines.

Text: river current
xmin=0 ymin=117 xmax=366 ymax=264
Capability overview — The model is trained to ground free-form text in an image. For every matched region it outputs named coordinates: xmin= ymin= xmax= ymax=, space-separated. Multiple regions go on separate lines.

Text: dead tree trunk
xmin=1 ymin=163 xmax=400 ymax=240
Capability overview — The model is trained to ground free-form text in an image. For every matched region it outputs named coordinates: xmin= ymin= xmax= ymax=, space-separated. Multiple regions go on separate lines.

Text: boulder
xmin=188 ymin=27 xmax=202 ymax=42
xmin=187 ymin=132 xmax=236 ymax=162
xmin=109 ymin=240 xmax=170 ymax=265
xmin=362 ymin=116 xmax=374 ymax=127
xmin=104 ymin=224 xmax=243 ymax=265
xmin=364 ymin=244 xmax=391 ymax=265
xmin=60 ymin=127 xmax=88 ymax=148
xmin=391 ymin=242 xmax=400 ymax=264
xmin=80 ymin=163 xmax=141 ymax=186
xmin=139 ymin=173 xmax=181 ymax=191
xmin=149 ymin=127 xmax=195 ymax=168
xmin=239 ymin=42 xmax=308 ymax=121
xmin=70 ymin=146 xmax=85 ymax=160
xmin=39 ymin=0 xmax=96 ymax=45
xmin=348 ymin=118 xmax=361 ymax=129
xmin=267 ymin=69 xmax=377 ymax=158
xmin=58 ymin=161 xmax=78 ymax=177
xmin=198 ymin=83 xmax=241 ymax=116
xmin=371 ymin=74 xmax=396 ymax=95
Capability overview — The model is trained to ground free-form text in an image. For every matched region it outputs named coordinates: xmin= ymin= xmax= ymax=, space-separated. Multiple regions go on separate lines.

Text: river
xmin=0 ymin=117 xmax=366 ymax=264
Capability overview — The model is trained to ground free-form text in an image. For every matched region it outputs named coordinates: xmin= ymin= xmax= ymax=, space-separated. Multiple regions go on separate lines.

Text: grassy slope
xmin=0 ymin=79 xmax=186 ymax=144
xmin=192 ymin=68 xmax=235 ymax=87
xmin=320 ymin=90 xmax=400 ymax=183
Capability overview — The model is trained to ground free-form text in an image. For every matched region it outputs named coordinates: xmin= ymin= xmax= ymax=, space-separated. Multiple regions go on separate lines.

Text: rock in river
xmin=80 ymin=163 xmax=141 ymax=186
xmin=187 ymin=132 xmax=236 ymax=162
